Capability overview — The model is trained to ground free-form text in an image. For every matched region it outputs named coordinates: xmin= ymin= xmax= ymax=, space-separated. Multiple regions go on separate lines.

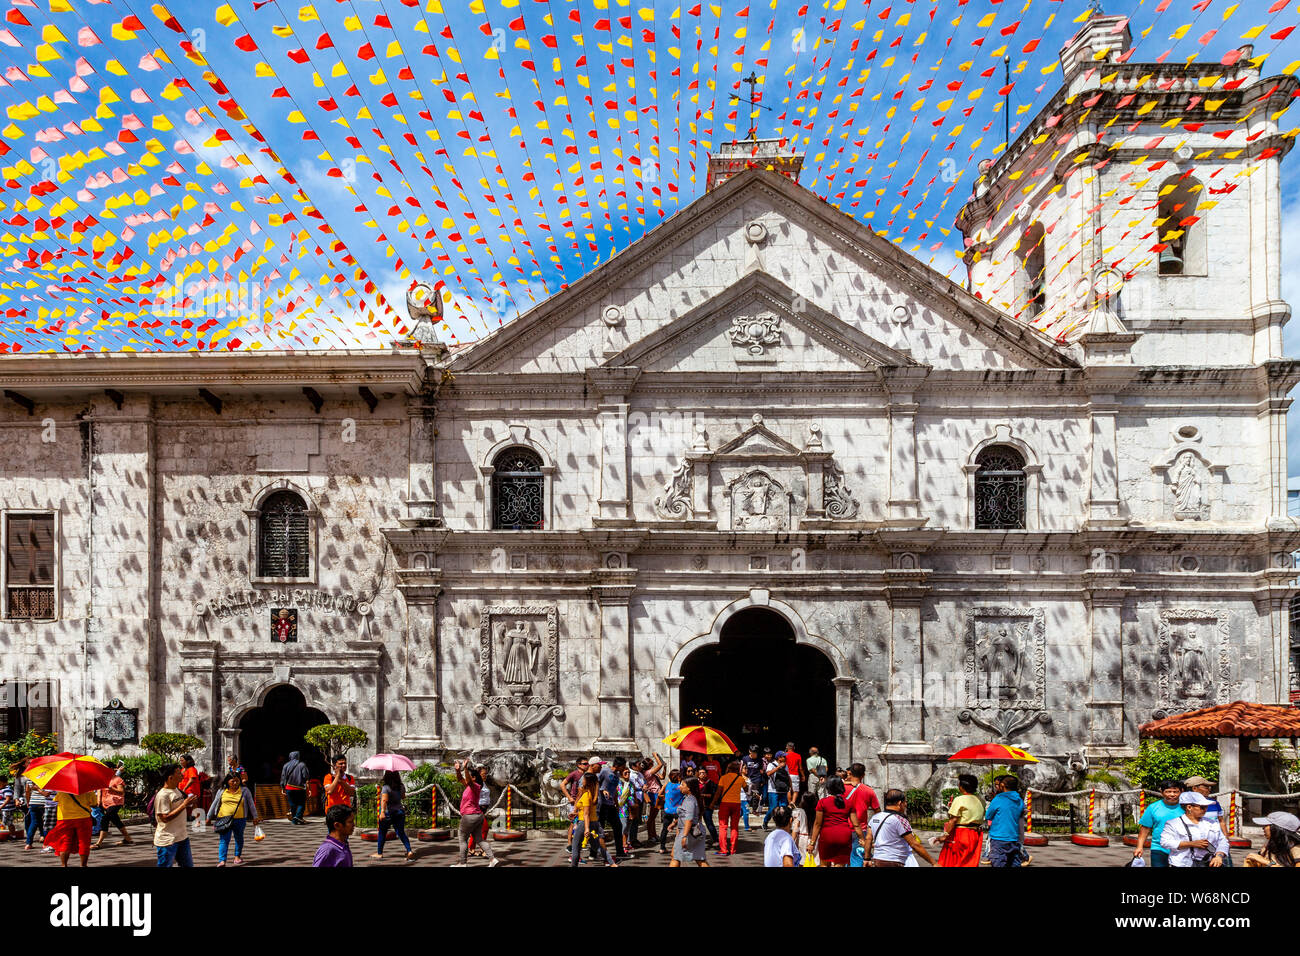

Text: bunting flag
xmin=0 ymin=0 xmax=1294 ymax=352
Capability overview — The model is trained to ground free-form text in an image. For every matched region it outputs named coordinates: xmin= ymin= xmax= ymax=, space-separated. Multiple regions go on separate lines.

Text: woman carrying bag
xmin=206 ymin=772 xmax=260 ymax=867
xmin=373 ymin=770 xmax=415 ymax=861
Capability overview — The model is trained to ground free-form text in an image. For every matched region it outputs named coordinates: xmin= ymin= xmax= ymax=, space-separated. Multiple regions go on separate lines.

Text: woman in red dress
xmin=810 ymin=777 xmax=864 ymax=867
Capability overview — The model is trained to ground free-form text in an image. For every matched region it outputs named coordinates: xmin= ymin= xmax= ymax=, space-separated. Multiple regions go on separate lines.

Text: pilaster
xmin=884 ymin=566 xmax=930 ymax=749
xmin=395 ymin=568 xmax=444 ymax=752
xmin=591 ymin=567 xmax=638 ymax=750
xmin=1083 ymin=565 xmax=1132 ymax=755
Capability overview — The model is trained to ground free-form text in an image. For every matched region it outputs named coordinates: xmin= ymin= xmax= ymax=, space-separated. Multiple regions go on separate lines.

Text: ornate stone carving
xmin=1151 ymin=425 xmax=1225 ymax=522
xmin=960 ymin=606 xmax=1050 ymax=741
xmin=725 ymin=469 xmax=791 ymax=531
xmin=475 ymin=604 xmax=563 ymax=741
xmin=1156 ymin=608 xmax=1231 ymax=713
xmin=823 ymin=460 xmax=859 ymax=519
xmin=727 ymin=313 xmax=782 ymax=355
xmin=654 ymin=458 xmax=693 ymax=519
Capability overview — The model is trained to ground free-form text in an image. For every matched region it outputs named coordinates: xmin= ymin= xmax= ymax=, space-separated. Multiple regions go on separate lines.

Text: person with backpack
xmin=46 ymin=788 xmax=99 ymax=867
xmin=863 ymin=789 xmax=936 ymax=867
xmin=762 ymin=752 xmax=793 ymax=829
xmin=658 ymin=768 xmax=683 ymax=854
xmin=206 ymin=771 xmax=260 ymax=866
xmin=153 ymin=763 xmax=198 ymax=867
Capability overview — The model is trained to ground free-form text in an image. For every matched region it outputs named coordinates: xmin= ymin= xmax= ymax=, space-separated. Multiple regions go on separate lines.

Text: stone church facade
xmin=0 ymin=16 xmax=1296 ymax=785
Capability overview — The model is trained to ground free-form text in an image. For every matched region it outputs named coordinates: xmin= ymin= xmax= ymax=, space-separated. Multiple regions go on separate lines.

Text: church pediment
xmin=600 ymin=271 xmax=917 ymax=373
xmin=712 ymin=414 xmax=804 ymax=459
xmin=449 ymin=169 xmax=1078 ymax=375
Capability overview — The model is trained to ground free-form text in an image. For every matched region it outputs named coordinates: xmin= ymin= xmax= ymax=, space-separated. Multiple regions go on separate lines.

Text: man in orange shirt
xmin=323 ymin=756 xmax=356 ymax=811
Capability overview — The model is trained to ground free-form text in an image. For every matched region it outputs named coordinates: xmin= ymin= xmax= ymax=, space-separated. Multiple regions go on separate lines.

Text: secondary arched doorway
xmin=236 ymin=684 xmax=329 ymax=785
xmin=679 ymin=606 xmax=838 ymax=768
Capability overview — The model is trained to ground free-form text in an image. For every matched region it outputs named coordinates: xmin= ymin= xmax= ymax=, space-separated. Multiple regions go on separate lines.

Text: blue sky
xmin=5 ymin=0 xmax=1300 ymax=478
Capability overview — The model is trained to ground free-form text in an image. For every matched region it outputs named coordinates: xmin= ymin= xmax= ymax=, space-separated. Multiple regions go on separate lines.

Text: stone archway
xmin=667 ymin=590 xmax=854 ymax=767
xmin=231 ymin=684 xmax=331 ymax=785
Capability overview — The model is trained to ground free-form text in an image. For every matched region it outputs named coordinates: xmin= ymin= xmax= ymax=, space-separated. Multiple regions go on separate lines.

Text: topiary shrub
xmin=303 ymin=724 xmax=368 ymax=760
xmin=140 ymin=733 xmax=204 ymax=759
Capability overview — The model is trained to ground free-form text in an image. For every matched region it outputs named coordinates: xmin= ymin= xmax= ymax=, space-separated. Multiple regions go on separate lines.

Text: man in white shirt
xmin=763 ymin=804 xmax=797 ymax=866
xmin=863 ymin=789 xmax=937 ymax=867
xmin=1160 ymin=791 xmax=1229 ymax=867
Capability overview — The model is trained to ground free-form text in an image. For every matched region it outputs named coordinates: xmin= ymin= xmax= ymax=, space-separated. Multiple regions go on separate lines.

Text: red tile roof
xmin=1139 ymin=701 xmax=1300 ymax=739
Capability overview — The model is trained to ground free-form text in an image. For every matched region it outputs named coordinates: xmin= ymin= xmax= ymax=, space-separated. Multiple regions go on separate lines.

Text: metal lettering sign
xmin=92 ymin=699 xmax=138 ymax=745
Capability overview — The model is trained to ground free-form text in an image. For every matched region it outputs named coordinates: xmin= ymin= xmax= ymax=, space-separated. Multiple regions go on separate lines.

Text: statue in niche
xmin=978 ymin=622 xmax=1025 ymax=701
xmin=499 ymin=620 xmax=541 ymax=693
xmin=1174 ymin=627 xmax=1209 ymax=698
xmin=738 ymin=473 xmax=774 ymax=519
xmin=1172 ymin=451 xmax=1204 ymax=520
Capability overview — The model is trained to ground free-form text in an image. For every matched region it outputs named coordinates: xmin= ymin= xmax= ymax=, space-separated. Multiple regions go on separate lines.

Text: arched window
xmin=258 ymin=490 xmax=310 ymax=577
xmin=492 ymin=448 xmax=545 ymax=530
xmin=1156 ymin=174 xmax=1205 ymax=276
xmin=974 ymin=445 xmax=1027 ymax=530
xmin=1017 ymin=222 xmax=1046 ymax=319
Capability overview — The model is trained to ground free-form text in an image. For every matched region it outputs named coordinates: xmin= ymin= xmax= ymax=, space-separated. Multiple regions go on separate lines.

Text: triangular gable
xmin=712 ymin=416 xmax=804 ymax=458
xmin=601 ymin=271 xmax=917 ymax=373
xmin=450 ymin=169 xmax=1077 ymax=373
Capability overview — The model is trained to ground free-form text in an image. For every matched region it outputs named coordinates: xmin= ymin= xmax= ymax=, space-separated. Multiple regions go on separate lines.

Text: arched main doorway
xmin=679 ymin=607 xmax=837 ymax=768
xmin=237 ymin=685 xmax=329 ymax=784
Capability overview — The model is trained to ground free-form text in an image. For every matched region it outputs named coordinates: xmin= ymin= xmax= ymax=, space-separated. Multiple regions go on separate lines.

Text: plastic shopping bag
xmin=253 ymin=825 xmax=266 ymax=842
xmin=801 ymin=851 xmax=818 ymax=867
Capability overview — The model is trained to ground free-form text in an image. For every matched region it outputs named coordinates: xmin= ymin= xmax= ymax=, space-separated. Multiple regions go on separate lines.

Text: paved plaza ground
xmin=1 ymin=817 xmax=1254 ymax=867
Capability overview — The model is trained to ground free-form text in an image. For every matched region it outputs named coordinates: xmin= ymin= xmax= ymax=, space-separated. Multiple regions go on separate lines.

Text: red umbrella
xmin=948 ymin=743 xmax=1039 ymax=765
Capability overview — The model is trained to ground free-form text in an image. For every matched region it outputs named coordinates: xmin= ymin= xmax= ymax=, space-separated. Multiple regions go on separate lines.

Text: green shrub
xmin=905 ymin=788 xmax=932 ymax=816
xmin=1085 ymin=767 xmax=1128 ymax=789
xmin=1123 ymin=740 xmax=1219 ymax=791
xmin=0 ymin=731 xmax=58 ymax=768
xmin=104 ymin=753 xmax=169 ymax=810
xmin=940 ymin=787 xmax=959 ymax=808
xmin=303 ymin=724 xmax=368 ymax=760
xmin=405 ymin=762 xmax=463 ymax=808
xmin=140 ymin=733 xmax=204 ymax=759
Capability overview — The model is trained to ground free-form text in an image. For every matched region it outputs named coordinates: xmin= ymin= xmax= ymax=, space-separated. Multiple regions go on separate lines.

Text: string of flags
xmin=0 ymin=0 xmax=1295 ymax=352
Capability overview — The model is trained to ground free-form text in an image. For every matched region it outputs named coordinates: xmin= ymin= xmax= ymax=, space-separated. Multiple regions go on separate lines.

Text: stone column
xmin=1255 ymin=587 xmax=1293 ymax=704
xmin=397 ymin=575 xmax=444 ymax=753
xmin=1085 ymin=396 xmax=1122 ymax=525
xmin=882 ymin=568 xmax=930 ymax=777
xmin=587 ymin=368 xmax=640 ymax=526
xmin=596 ymin=401 xmax=630 ymax=521
xmin=832 ymin=677 xmax=855 ymax=771
xmin=178 ymin=639 xmax=219 ymax=771
xmin=592 ymin=568 xmax=637 ymax=750
xmin=404 ymin=393 xmax=440 ymax=524
xmin=1265 ymin=393 xmax=1293 ymax=522
xmin=1083 ymin=566 xmax=1130 ymax=754
xmin=887 ymin=399 xmax=920 ymax=521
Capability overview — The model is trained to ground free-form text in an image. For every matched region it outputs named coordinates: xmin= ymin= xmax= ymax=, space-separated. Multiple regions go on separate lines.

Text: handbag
xmin=213 ymin=791 xmax=244 ymax=834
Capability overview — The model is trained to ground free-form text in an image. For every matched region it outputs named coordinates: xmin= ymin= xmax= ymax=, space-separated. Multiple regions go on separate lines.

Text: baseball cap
xmin=1178 ymin=791 xmax=1212 ymax=806
xmin=775 ymin=750 xmax=787 ymax=758
xmin=1183 ymin=776 xmax=1214 ymax=788
xmin=748 ymin=745 xmax=758 ymax=752
xmin=1251 ymin=811 xmax=1300 ymax=834
xmin=588 ymin=755 xmax=603 ymax=766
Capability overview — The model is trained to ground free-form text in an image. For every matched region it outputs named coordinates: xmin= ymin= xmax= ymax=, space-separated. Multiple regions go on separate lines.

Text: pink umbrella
xmin=361 ymin=753 xmax=416 ymax=772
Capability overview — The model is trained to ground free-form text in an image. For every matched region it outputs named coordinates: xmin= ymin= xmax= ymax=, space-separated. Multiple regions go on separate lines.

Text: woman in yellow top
xmin=936 ymin=774 xmax=985 ymax=867
xmin=568 ymin=772 xmax=616 ymax=867
xmin=206 ymin=772 xmax=261 ymax=867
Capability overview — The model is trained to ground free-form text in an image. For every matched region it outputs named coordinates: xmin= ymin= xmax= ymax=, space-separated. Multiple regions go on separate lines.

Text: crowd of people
xmin=4 ymin=745 xmax=1298 ymax=870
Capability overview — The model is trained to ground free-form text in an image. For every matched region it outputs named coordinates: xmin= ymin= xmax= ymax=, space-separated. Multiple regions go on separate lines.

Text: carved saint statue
xmin=1173 ymin=452 xmax=1203 ymax=519
xmin=739 ymin=476 xmax=772 ymax=517
xmin=1174 ymin=628 xmax=1208 ymax=697
xmin=980 ymin=623 xmax=1023 ymax=701
xmin=500 ymin=620 xmax=540 ymax=690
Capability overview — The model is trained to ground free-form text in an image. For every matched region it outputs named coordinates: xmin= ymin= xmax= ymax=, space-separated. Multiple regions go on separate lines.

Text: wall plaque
xmin=92 ymin=699 xmax=138 ymax=745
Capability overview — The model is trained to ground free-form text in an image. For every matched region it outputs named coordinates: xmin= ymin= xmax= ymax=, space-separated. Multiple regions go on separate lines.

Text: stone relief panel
xmin=724 ymin=469 xmax=792 ymax=531
xmin=474 ymin=604 xmax=564 ymax=741
xmin=1154 ymin=607 xmax=1230 ymax=718
xmin=960 ymin=606 xmax=1050 ymax=740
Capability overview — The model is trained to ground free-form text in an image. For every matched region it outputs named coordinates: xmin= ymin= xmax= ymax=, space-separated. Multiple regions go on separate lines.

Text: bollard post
xmin=1229 ymin=790 xmax=1237 ymax=838
xmin=507 ymin=784 xmax=513 ymax=831
xmin=1089 ymin=789 xmax=1095 ymax=834
xmin=1025 ymin=789 xmax=1033 ymax=832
